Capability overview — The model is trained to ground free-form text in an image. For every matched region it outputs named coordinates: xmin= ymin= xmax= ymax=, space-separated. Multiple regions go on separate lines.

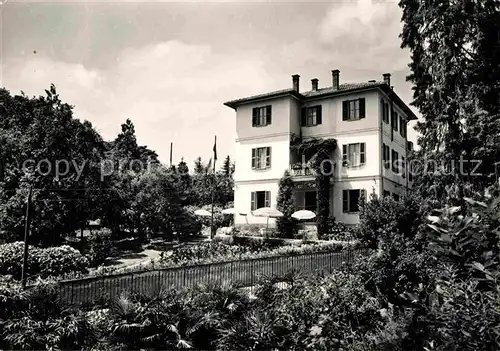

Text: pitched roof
xmin=223 ymin=80 xmax=418 ymax=120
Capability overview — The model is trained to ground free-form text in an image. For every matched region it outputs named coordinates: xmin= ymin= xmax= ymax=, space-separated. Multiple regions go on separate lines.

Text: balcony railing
xmin=290 ymin=165 xmax=314 ymax=177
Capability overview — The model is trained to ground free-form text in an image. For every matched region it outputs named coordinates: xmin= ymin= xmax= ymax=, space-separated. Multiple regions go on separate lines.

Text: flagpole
xmin=211 ymin=136 xmax=216 ymax=239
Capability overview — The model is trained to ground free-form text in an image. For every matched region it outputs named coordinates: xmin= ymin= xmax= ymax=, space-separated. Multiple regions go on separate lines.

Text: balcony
xmin=290 ymin=163 xmax=314 ymax=178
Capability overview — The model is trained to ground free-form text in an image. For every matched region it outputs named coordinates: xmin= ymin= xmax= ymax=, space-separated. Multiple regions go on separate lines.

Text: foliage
xmin=290 ymin=134 xmax=337 ymax=238
xmin=0 ymin=284 xmax=97 ymax=350
xmin=276 ymin=170 xmax=297 ymax=238
xmin=358 ymin=190 xmax=424 ymax=249
xmin=86 ymin=229 xmax=113 ymax=267
xmin=0 ymin=242 xmax=89 ymax=280
xmin=400 ymin=0 xmax=500 ymax=203
xmin=0 ymin=85 xmax=106 ymax=245
xmin=323 ymin=218 xmax=359 ymax=241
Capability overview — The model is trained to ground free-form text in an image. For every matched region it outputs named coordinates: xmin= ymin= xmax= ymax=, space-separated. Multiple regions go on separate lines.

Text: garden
xmin=1 ymin=190 xmax=499 ymax=350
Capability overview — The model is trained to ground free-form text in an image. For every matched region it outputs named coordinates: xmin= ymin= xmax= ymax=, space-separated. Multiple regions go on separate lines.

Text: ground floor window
xmin=383 ymin=190 xmax=391 ymax=197
xmin=393 ymin=193 xmax=400 ymax=202
xmin=251 ymin=191 xmax=270 ymax=211
xmin=342 ymin=189 xmax=366 ymax=213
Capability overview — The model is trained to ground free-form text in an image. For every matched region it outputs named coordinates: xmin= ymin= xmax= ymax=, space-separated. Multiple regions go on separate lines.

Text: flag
xmin=213 ymin=136 xmax=217 ymax=163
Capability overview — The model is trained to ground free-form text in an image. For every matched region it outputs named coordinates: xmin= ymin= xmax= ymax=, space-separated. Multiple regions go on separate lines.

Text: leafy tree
xmin=194 ymin=157 xmax=204 ymax=174
xmin=276 ymin=171 xmax=296 ymax=238
xmin=400 ymin=0 xmax=500 ymax=206
xmin=0 ymin=85 xmax=106 ymax=245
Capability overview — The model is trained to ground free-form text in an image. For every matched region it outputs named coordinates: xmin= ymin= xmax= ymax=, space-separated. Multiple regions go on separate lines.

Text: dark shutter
xmin=342 ymin=190 xmax=348 ymax=213
xmin=342 ymin=145 xmax=348 ymax=166
xmin=266 ymin=105 xmax=272 ymax=125
xmin=251 ymin=148 xmax=256 ymax=168
xmin=382 ymin=143 xmax=386 ymax=162
xmin=251 ymin=192 xmax=256 ymax=211
xmin=385 ymin=103 xmax=389 ymax=123
xmin=252 ymin=108 xmax=258 ymax=127
xmin=380 ymin=99 xmax=384 ymax=123
xmin=301 ymin=107 xmax=306 ymax=126
xmin=342 ymin=101 xmax=349 ymax=121
xmin=266 ymin=147 xmax=271 ymax=167
xmin=316 ymin=106 xmax=322 ymax=125
xmin=359 ymin=98 xmax=366 ymax=119
xmin=360 ymin=143 xmax=365 ymax=164
xmin=265 ymin=191 xmax=270 ymax=207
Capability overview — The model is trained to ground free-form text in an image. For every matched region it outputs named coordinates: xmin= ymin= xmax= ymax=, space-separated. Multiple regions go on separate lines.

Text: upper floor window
xmin=301 ymin=105 xmax=322 ymax=126
xmin=251 ymin=191 xmax=270 ymax=211
xmin=380 ymin=99 xmax=389 ymax=124
xmin=402 ymin=156 xmax=406 ymax=178
xmin=392 ymin=111 xmax=399 ymax=131
xmin=400 ymin=116 xmax=407 ymax=138
xmin=342 ymin=189 xmax=367 ymax=213
xmin=342 ymin=98 xmax=366 ymax=121
xmin=251 ymin=147 xmax=271 ymax=170
xmin=252 ymin=105 xmax=272 ymax=127
xmin=382 ymin=143 xmax=390 ymax=169
xmin=342 ymin=143 xmax=366 ymax=167
xmin=391 ymin=149 xmax=399 ymax=173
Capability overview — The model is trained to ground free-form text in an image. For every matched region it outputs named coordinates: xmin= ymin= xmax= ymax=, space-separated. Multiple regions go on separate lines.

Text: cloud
xmin=3 ymin=41 xmax=275 ymax=166
xmin=278 ymin=1 xmax=408 ymax=73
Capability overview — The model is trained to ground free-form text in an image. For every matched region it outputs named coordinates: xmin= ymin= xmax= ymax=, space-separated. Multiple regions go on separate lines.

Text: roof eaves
xmin=223 ymin=89 xmax=301 ymax=110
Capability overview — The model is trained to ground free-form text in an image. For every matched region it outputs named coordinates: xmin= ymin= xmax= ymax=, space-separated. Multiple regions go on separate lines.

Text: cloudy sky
xmin=2 ymin=0 xmax=418 ymax=167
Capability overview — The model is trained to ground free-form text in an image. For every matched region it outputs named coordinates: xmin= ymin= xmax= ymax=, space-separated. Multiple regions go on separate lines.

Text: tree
xmin=222 ymin=156 xmax=231 ymax=175
xmin=194 ymin=157 xmax=204 ymax=174
xmin=400 ymin=0 xmax=500 ymax=206
xmin=276 ymin=171 xmax=296 ymax=238
xmin=0 ymin=85 xmax=106 ymax=245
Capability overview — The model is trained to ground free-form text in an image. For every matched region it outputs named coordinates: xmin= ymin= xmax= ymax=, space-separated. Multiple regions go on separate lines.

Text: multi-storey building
xmin=224 ymin=70 xmax=417 ymax=227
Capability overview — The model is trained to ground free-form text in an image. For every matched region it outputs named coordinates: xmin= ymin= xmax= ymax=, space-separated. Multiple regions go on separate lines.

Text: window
xmin=301 ymin=105 xmax=322 ymax=126
xmin=393 ymin=193 xmax=400 ymax=202
xmin=252 ymin=105 xmax=272 ymax=127
xmin=342 ymin=143 xmax=366 ymax=167
xmin=399 ymin=116 xmax=406 ymax=137
xmin=342 ymin=189 xmax=367 ymax=213
xmin=383 ymin=190 xmax=391 ymax=197
xmin=251 ymin=191 xmax=270 ymax=211
xmin=304 ymin=191 xmax=317 ymax=212
xmin=402 ymin=156 xmax=406 ymax=178
xmin=251 ymin=147 xmax=271 ymax=170
xmin=380 ymin=99 xmax=389 ymax=124
xmin=342 ymin=98 xmax=366 ymax=120
xmin=391 ymin=150 xmax=399 ymax=173
xmin=382 ymin=144 xmax=390 ymax=169
xmin=392 ymin=111 xmax=399 ymax=131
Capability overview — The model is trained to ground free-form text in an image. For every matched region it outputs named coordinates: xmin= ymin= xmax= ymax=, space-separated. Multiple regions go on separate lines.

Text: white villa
xmin=224 ymin=70 xmax=416 ymax=227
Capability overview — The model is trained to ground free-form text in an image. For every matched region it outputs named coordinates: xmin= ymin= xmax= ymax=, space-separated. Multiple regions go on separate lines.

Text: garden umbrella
xmin=194 ymin=209 xmax=212 ymax=217
xmin=291 ymin=210 xmax=316 ymax=221
xmin=252 ymin=207 xmax=284 ymax=231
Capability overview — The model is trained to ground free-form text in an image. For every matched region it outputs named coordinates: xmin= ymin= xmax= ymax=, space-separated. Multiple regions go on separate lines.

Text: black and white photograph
xmin=0 ymin=0 xmax=499 ymax=349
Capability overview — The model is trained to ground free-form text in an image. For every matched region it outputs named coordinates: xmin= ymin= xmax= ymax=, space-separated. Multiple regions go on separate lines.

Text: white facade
xmin=225 ymin=72 xmax=416 ymax=227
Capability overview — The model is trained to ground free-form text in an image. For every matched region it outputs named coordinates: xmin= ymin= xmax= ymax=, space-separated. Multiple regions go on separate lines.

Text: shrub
xmin=0 ymin=242 xmax=89 ymax=280
xmin=33 ymin=245 xmax=89 ymax=278
xmin=276 ymin=171 xmax=297 ymax=238
xmin=176 ymin=206 xmax=203 ymax=238
xmin=358 ymin=191 xmax=423 ymax=249
xmin=323 ymin=220 xmax=359 ymax=241
xmin=86 ymin=229 xmax=113 ymax=267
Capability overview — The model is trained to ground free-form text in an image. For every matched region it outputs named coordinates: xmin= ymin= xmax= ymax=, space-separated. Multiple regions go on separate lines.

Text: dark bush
xmin=86 ymin=229 xmax=113 ymax=267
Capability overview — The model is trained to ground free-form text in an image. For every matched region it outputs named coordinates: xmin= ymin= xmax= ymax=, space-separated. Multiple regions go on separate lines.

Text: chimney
xmin=311 ymin=78 xmax=319 ymax=91
xmin=383 ymin=73 xmax=391 ymax=86
xmin=332 ymin=69 xmax=340 ymax=90
xmin=292 ymin=74 xmax=300 ymax=92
